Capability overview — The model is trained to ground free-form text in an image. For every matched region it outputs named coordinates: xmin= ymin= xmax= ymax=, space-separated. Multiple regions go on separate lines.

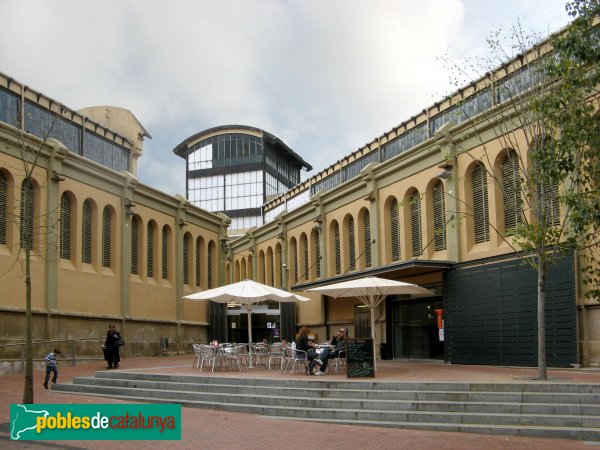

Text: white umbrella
xmin=182 ymin=279 xmax=310 ymax=367
xmin=307 ymin=276 xmax=430 ymax=370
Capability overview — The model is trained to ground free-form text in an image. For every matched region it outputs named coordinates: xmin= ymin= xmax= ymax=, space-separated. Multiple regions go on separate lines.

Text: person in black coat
xmin=104 ymin=324 xmax=122 ymax=369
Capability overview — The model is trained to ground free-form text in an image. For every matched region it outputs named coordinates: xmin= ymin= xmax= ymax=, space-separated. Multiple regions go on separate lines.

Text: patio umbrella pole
xmin=247 ymin=304 xmax=254 ymax=368
xmin=370 ymin=303 xmax=377 ymax=371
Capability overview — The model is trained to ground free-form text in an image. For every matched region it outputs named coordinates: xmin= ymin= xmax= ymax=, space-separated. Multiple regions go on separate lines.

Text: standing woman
xmin=104 ymin=324 xmax=122 ymax=369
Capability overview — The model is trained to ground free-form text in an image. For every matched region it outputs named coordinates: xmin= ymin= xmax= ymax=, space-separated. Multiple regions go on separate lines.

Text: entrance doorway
xmin=390 ymin=297 xmax=443 ymax=360
xmin=226 ymin=301 xmax=281 ymax=343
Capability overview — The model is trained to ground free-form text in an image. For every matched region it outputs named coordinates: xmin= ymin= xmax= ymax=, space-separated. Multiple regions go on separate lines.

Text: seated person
xmin=294 ymin=327 xmax=321 ymax=375
xmin=313 ymin=327 xmax=348 ymax=376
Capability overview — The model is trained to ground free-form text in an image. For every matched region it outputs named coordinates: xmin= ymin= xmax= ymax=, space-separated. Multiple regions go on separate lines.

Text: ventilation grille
xmin=102 ymin=208 xmax=111 ymax=268
xmin=348 ymin=216 xmax=355 ymax=271
xmin=81 ymin=200 xmax=92 ymax=263
xmin=410 ymin=192 xmax=422 ymax=257
xmin=473 ymin=164 xmax=490 ymax=244
xmin=391 ymin=198 xmax=400 ymax=261
xmin=60 ymin=193 xmax=71 ymax=259
xmin=433 ymin=181 xmax=447 ymax=251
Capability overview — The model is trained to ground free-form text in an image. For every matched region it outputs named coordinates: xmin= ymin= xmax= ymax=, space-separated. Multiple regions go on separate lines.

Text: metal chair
xmin=286 ymin=346 xmax=308 ymax=374
xmin=252 ymin=343 xmax=270 ymax=366
xmin=330 ymin=349 xmax=347 ymax=373
xmin=267 ymin=343 xmax=285 ymax=370
xmin=196 ymin=344 xmax=218 ymax=372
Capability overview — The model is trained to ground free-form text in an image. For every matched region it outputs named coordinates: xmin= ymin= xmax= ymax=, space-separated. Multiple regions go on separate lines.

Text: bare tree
xmin=3 ymin=110 xmax=63 ymax=403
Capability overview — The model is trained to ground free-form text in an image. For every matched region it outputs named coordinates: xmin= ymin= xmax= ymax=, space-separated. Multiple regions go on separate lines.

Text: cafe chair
xmin=252 ymin=343 xmax=270 ymax=366
xmin=267 ymin=343 xmax=285 ymax=370
xmin=286 ymin=346 xmax=309 ymax=374
xmin=196 ymin=344 xmax=218 ymax=372
xmin=330 ymin=349 xmax=347 ymax=373
xmin=220 ymin=344 xmax=247 ymax=371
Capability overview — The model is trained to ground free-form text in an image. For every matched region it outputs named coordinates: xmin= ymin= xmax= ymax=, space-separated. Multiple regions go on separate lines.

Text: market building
xmin=0 ymin=71 xmax=228 ymax=359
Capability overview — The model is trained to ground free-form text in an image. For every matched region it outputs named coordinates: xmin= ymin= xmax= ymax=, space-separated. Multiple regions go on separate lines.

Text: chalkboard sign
xmin=346 ymin=338 xmax=375 ymax=378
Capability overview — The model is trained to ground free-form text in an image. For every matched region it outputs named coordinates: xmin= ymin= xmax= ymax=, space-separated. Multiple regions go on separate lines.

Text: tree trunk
xmin=23 ymin=185 xmax=34 ymax=404
xmin=537 ymin=263 xmax=547 ymax=381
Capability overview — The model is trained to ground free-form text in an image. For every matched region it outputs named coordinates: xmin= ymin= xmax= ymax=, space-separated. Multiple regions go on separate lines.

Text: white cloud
xmin=0 ymin=0 xmax=570 ymax=196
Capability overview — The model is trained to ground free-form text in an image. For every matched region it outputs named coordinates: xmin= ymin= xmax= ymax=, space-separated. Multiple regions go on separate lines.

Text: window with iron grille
xmin=334 ymin=222 xmax=341 ymax=275
xmin=183 ymin=234 xmax=190 ymax=285
xmin=348 ymin=216 xmax=355 ymax=271
xmin=207 ymin=242 xmax=213 ymax=289
xmin=502 ymin=150 xmax=522 ymax=236
xmin=101 ymin=207 xmax=111 ymax=268
xmin=20 ymin=179 xmax=35 ymax=250
xmin=472 ymin=163 xmax=490 ymax=243
xmin=410 ymin=191 xmax=422 ymax=257
xmin=0 ymin=172 xmax=7 ymax=246
xmin=81 ymin=199 xmax=92 ymax=263
xmin=433 ymin=181 xmax=447 ymax=251
xmin=130 ymin=216 xmax=139 ymax=275
xmin=162 ymin=226 xmax=169 ymax=280
xmin=303 ymin=235 xmax=309 ymax=281
xmin=291 ymin=239 xmax=298 ymax=283
xmin=195 ymin=237 xmax=202 ymax=287
xmin=269 ymin=248 xmax=274 ymax=286
xmin=147 ymin=222 xmax=154 ymax=278
xmin=543 ymin=177 xmax=560 ymax=227
xmin=390 ymin=198 xmax=400 ymax=261
xmin=363 ymin=210 xmax=372 ymax=267
xmin=315 ymin=232 xmax=321 ymax=278
xmin=59 ymin=192 xmax=71 ymax=259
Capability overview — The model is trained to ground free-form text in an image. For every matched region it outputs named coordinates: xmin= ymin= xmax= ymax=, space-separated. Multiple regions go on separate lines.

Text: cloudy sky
xmin=0 ymin=0 xmax=571 ymax=197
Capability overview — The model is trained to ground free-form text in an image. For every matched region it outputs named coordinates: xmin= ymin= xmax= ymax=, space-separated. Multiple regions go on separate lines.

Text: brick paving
xmin=1 ymin=355 xmax=599 ymax=449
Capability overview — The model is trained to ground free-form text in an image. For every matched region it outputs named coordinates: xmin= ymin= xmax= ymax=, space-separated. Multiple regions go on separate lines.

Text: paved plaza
xmin=1 ymin=355 xmax=599 ymax=449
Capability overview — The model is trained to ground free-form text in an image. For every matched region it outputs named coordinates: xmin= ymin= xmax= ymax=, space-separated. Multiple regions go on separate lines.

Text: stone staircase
xmin=53 ymin=371 xmax=600 ymax=441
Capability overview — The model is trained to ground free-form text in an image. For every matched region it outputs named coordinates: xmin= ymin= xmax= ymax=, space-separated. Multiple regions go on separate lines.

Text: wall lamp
xmin=437 ymin=170 xmax=453 ymax=180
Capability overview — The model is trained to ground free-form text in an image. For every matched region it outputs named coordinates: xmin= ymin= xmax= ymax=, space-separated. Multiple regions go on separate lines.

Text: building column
xmin=120 ymin=172 xmax=138 ymax=320
xmin=45 ymin=139 xmax=68 ymax=339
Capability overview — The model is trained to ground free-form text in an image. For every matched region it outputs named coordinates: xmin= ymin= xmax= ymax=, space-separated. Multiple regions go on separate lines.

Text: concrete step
xmin=52 ymin=372 xmax=600 ymax=441
xmin=65 ymin=376 xmax=600 ymax=416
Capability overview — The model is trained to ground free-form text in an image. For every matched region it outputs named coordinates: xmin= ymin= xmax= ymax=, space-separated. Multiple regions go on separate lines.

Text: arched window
xmin=183 ymin=233 xmax=191 ymax=285
xmin=333 ymin=222 xmax=341 ymax=275
xmin=363 ymin=210 xmax=372 ymax=268
xmin=0 ymin=171 xmax=9 ymax=245
xmin=544 ymin=177 xmax=560 ymax=227
xmin=472 ymin=163 xmax=490 ymax=243
xmin=101 ymin=206 xmax=112 ymax=268
xmin=195 ymin=236 xmax=204 ymax=287
xmin=59 ymin=192 xmax=72 ymax=259
xmin=275 ymin=242 xmax=282 ymax=287
xmin=267 ymin=247 xmax=274 ymax=286
xmin=130 ymin=215 xmax=140 ymax=275
xmin=290 ymin=237 xmax=298 ymax=283
xmin=234 ymin=259 xmax=241 ymax=282
xmin=20 ymin=179 xmax=36 ymax=250
xmin=147 ymin=221 xmax=155 ymax=278
xmin=207 ymin=241 xmax=215 ymax=288
xmin=347 ymin=216 xmax=355 ymax=271
xmin=502 ymin=150 xmax=522 ymax=236
xmin=300 ymin=233 xmax=309 ymax=282
xmin=161 ymin=225 xmax=169 ymax=280
xmin=410 ymin=191 xmax=422 ymax=257
xmin=258 ymin=250 xmax=266 ymax=284
xmin=433 ymin=181 xmax=447 ymax=251
xmin=310 ymin=228 xmax=321 ymax=279
xmin=390 ymin=198 xmax=400 ymax=261
xmin=81 ymin=199 xmax=93 ymax=263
